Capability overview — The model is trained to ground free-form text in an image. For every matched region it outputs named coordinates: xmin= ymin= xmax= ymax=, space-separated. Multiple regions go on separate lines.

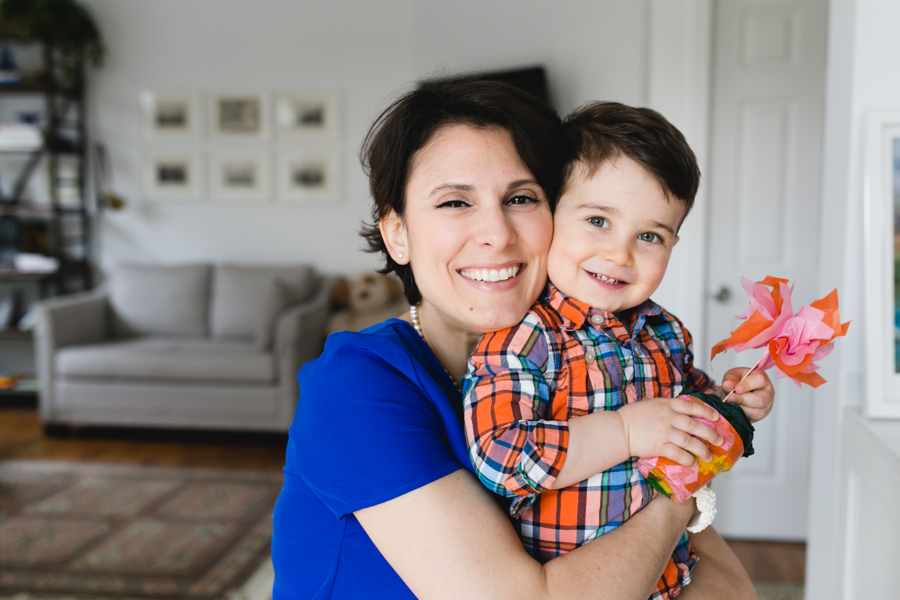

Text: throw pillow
xmin=210 ymin=264 xmax=314 ymax=340
xmin=254 ymin=279 xmax=292 ymax=351
xmin=109 ymin=264 xmax=211 ymax=337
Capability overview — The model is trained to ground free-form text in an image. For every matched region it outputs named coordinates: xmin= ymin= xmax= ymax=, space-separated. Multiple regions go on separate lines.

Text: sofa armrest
xmin=34 ymin=291 xmax=109 ymax=422
xmin=273 ymin=276 xmax=335 ymax=425
xmin=35 ymin=291 xmax=109 ymax=349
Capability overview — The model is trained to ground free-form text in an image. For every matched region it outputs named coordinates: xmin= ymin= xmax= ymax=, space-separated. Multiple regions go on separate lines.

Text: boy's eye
xmin=507 ymin=194 xmax=540 ymax=206
xmin=588 ymin=216 xmax=609 ymax=228
xmin=436 ymin=199 xmax=470 ymax=209
xmin=638 ymin=232 xmax=662 ymax=243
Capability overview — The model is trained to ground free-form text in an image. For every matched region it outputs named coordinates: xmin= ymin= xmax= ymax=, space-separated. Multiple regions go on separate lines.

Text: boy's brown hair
xmin=562 ymin=101 xmax=700 ymax=218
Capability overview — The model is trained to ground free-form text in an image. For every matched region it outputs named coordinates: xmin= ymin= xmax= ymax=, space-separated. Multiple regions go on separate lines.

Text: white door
xmin=704 ymin=0 xmax=828 ymax=540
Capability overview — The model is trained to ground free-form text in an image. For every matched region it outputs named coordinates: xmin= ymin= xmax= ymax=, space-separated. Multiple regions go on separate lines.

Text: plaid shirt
xmin=463 ymin=283 xmax=715 ymax=598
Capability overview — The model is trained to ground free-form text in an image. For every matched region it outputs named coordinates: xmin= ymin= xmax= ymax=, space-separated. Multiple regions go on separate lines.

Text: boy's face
xmin=547 ymin=156 xmax=685 ymax=318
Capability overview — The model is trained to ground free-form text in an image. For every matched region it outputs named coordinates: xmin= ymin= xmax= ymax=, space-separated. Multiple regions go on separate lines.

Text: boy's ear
xmin=673 ymin=235 xmax=680 ymax=247
xmin=379 ymin=210 xmax=410 ymax=265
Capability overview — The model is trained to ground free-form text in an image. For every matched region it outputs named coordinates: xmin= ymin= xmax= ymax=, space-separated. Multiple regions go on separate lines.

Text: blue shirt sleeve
xmin=290 ymin=321 xmax=470 ymax=520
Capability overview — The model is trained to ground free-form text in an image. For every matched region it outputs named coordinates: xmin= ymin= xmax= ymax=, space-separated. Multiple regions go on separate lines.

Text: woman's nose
xmin=474 ymin=206 xmax=517 ymax=249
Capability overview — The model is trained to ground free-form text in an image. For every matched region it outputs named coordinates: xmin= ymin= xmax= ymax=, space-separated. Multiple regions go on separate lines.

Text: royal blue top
xmin=271 ymin=319 xmax=472 ymax=599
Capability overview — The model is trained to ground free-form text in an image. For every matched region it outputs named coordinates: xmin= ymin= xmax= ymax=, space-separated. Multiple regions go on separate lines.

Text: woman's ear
xmin=379 ymin=210 xmax=409 ymax=265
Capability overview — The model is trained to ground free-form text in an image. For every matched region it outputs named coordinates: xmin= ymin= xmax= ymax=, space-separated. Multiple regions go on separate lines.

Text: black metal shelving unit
xmin=0 ymin=45 xmax=93 ymax=398
xmin=0 ymin=48 xmax=93 ymax=298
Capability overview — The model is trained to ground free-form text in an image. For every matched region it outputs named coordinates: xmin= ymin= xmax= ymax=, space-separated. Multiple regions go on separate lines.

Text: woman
xmin=272 ymin=79 xmax=771 ymax=599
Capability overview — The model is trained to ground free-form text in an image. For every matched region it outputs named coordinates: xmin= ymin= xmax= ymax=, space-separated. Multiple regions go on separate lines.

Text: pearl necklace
xmin=409 ymin=304 xmax=463 ymax=393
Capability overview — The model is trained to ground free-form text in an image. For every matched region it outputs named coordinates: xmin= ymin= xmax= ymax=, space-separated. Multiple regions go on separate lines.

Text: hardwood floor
xmin=0 ymin=406 xmax=805 ymax=583
xmin=0 ymin=407 xmax=286 ymax=471
xmin=726 ymin=539 xmax=806 ymax=584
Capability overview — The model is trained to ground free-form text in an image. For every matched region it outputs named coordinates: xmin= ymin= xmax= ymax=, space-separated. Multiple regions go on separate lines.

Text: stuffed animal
xmin=327 ymin=271 xmax=407 ymax=334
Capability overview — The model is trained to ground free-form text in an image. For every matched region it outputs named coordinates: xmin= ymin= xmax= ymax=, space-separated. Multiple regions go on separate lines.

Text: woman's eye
xmin=436 ymin=199 xmax=470 ymax=209
xmin=507 ymin=194 xmax=539 ymax=206
xmin=588 ymin=216 xmax=609 ymax=228
xmin=639 ymin=232 xmax=662 ymax=243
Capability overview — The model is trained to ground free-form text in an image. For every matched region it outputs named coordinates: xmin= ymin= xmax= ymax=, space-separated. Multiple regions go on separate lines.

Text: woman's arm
xmin=680 ymin=527 xmax=757 ymax=600
xmin=356 ymin=469 xmax=696 ymax=600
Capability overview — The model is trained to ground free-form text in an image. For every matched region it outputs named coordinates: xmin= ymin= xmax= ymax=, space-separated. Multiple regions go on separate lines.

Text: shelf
xmin=0 ymin=269 xmax=56 ymax=283
xmin=0 ymin=147 xmax=42 ymax=155
xmin=0 ymin=374 xmax=38 ymax=398
xmin=0 ymin=329 xmax=32 ymax=340
xmin=0 ymin=203 xmax=86 ymax=217
xmin=0 ymin=142 xmax=81 ymax=155
xmin=0 ymin=82 xmax=45 ymax=94
xmin=0 ymin=82 xmax=82 ymax=99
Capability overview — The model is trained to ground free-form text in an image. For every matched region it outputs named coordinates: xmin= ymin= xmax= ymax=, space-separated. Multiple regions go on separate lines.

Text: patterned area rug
xmin=0 ymin=461 xmax=281 ymax=600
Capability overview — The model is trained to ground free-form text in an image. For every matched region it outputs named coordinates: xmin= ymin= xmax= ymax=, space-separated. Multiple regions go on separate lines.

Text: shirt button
xmin=590 ymin=315 xmax=603 ymax=324
xmin=585 ymin=350 xmax=596 ymax=363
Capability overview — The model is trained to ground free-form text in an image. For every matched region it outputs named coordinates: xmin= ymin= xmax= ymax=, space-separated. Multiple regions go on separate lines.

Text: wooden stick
xmin=722 ymin=354 xmax=765 ymax=402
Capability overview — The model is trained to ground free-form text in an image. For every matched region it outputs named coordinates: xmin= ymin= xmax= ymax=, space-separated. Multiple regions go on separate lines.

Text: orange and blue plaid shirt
xmin=463 ymin=283 xmax=715 ymax=599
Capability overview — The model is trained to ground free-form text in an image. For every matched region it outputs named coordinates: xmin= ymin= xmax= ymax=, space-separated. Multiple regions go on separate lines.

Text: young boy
xmin=463 ymin=102 xmax=770 ymax=599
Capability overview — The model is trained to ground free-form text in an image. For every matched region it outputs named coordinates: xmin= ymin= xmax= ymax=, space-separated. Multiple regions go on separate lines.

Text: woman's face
xmin=384 ymin=124 xmax=553 ymax=336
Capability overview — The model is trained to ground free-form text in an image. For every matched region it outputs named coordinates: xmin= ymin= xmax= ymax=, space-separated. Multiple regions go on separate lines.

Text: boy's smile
xmin=547 ymin=156 xmax=685 ymax=320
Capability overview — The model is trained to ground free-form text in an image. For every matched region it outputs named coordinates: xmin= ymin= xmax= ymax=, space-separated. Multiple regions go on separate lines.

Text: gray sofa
xmin=34 ymin=263 xmax=331 ymax=432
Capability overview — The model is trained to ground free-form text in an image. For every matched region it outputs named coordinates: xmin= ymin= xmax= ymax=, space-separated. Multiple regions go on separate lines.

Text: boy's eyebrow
xmin=577 ymin=203 xmax=621 ymax=215
xmin=650 ymin=220 xmax=677 ymax=236
xmin=429 ymin=179 xmax=540 ymax=197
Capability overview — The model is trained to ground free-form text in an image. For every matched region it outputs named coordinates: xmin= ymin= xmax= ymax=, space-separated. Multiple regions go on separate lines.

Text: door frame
xmin=646 ymin=0 xmax=715 ymax=367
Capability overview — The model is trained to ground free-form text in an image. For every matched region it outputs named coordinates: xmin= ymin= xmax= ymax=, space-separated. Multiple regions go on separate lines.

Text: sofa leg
xmin=43 ymin=424 xmax=73 ymax=437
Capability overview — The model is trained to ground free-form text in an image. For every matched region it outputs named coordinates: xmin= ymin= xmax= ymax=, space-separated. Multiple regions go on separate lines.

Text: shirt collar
xmin=544 ymin=281 xmax=665 ymax=331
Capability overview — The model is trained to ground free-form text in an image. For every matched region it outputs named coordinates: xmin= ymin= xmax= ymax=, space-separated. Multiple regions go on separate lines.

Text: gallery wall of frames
xmin=139 ymin=90 xmax=340 ymax=204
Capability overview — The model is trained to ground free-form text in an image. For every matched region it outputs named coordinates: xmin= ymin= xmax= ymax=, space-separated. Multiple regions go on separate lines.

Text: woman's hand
xmin=720 ymin=367 xmax=775 ymax=422
xmin=618 ymin=397 xmax=724 ymax=466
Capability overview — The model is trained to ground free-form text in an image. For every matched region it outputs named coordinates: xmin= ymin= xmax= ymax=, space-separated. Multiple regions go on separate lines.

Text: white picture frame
xmin=140 ymin=91 xmax=202 ymax=140
xmin=209 ymin=91 xmax=269 ymax=139
xmin=274 ymin=91 xmax=340 ymax=139
xmin=276 ymin=151 xmax=339 ymax=203
xmin=141 ymin=148 xmax=202 ymax=201
xmin=864 ymin=109 xmax=900 ymax=418
xmin=208 ymin=149 xmax=270 ymax=203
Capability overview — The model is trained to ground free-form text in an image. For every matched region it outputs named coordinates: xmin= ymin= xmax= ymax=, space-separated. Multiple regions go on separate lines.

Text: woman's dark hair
xmin=360 ymin=78 xmax=568 ymax=305
xmin=563 ymin=101 xmax=700 ymax=219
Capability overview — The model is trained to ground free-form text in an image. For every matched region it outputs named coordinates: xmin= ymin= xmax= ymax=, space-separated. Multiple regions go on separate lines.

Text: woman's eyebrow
xmin=429 ymin=179 xmax=539 ymax=197
xmin=507 ymin=179 xmax=539 ymax=191
xmin=429 ymin=183 xmax=476 ymax=196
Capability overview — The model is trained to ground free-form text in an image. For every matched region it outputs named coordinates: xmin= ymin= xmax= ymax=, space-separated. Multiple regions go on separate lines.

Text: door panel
xmin=705 ymin=0 xmax=827 ymax=540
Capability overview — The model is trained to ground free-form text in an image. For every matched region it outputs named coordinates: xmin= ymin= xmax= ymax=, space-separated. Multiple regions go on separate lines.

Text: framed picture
xmin=277 ymin=152 xmax=339 ymax=203
xmin=141 ymin=148 xmax=202 ymax=201
xmin=209 ymin=91 xmax=269 ymax=139
xmin=140 ymin=91 xmax=201 ymax=140
xmin=274 ymin=91 xmax=340 ymax=139
xmin=864 ymin=110 xmax=900 ymax=418
xmin=208 ymin=150 xmax=270 ymax=202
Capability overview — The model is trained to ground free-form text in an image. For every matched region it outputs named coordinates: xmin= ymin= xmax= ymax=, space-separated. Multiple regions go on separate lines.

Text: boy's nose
xmin=601 ymin=239 xmax=633 ymax=267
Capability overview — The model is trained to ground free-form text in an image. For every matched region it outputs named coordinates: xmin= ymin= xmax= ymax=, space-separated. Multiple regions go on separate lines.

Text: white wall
xmin=806 ymin=0 xmax=900 ymax=596
xmin=82 ymin=0 xmax=652 ymax=276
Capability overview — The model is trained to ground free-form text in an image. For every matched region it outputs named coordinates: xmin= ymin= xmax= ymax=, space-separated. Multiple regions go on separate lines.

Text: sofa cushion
xmin=109 ymin=264 xmax=211 ymax=337
xmin=56 ymin=338 xmax=275 ymax=383
xmin=210 ymin=264 xmax=316 ymax=342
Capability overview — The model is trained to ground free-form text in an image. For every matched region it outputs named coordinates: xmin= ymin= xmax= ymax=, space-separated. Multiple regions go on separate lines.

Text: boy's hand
xmin=720 ymin=367 xmax=775 ymax=423
xmin=617 ymin=397 xmax=724 ymax=467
